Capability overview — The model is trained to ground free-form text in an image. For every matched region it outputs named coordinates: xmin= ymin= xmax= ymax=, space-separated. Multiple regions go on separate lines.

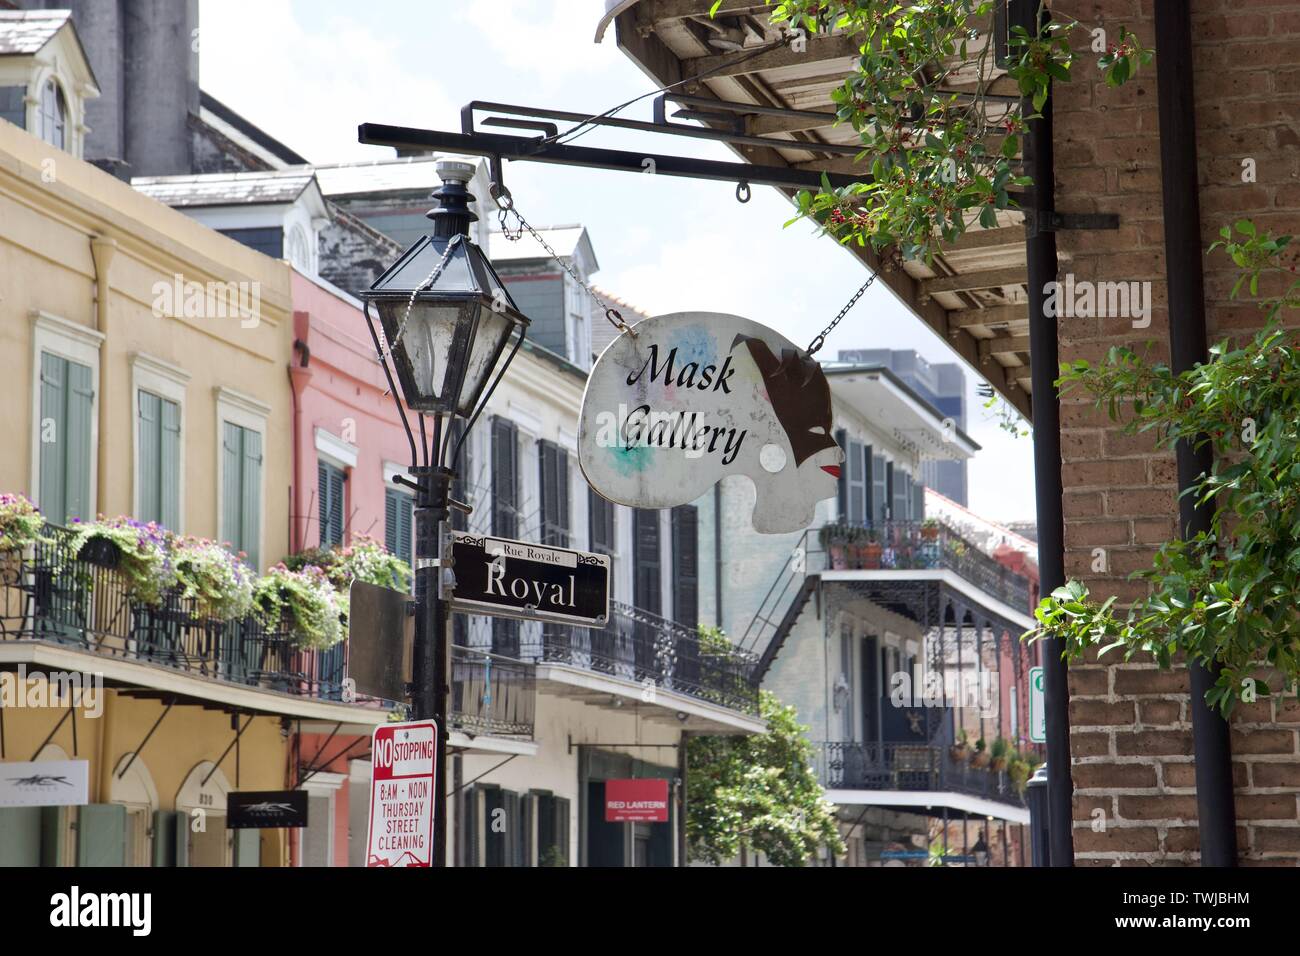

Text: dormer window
xmin=37 ymin=78 xmax=66 ymax=150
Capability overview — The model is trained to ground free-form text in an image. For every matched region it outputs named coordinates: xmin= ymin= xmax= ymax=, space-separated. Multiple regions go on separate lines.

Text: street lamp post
xmin=360 ymin=159 xmax=528 ymax=867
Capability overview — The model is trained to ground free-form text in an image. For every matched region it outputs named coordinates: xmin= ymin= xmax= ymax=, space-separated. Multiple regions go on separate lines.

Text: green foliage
xmin=1032 ymin=224 xmax=1300 ymax=714
xmin=285 ymin=535 xmax=412 ymax=593
xmin=68 ymin=516 xmax=176 ymax=607
xmin=760 ymin=1 xmax=1149 ymax=263
xmin=687 ymin=691 xmax=845 ymax=866
xmin=171 ymin=536 xmax=256 ymax=621
xmin=253 ymin=564 xmax=346 ymax=650
xmin=0 ymin=493 xmax=50 ymax=552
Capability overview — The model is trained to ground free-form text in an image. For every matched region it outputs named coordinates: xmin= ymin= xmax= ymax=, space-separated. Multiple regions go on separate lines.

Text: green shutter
xmin=0 ymin=807 xmax=42 ymax=866
xmin=174 ymin=812 xmax=190 ymax=867
xmin=40 ymin=806 xmax=68 ymax=866
xmin=159 ymin=397 xmax=181 ymax=529
xmin=385 ymin=487 xmax=399 ymax=554
xmin=39 ymin=352 xmax=67 ymax=524
xmin=138 ymin=391 xmax=161 ymax=523
xmin=152 ymin=810 xmax=178 ymax=867
xmin=234 ymin=829 xmax=260 ymax=867
xmin=221 ymin=422 xmax=242 ymax=548
xmin=319 ymin=461 xmax=345 ymax=547
xmin=241 ymin=428 xmax=263 ymax=569
xmin=64 ymin=359 xmax=94 ymax=522
xmin=76 ymin=803 xmax=127 ymax=867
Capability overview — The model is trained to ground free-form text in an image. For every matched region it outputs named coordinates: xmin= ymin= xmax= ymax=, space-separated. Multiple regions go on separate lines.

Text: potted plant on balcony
xmin=170 ymin=537 xmax=255 ymax=621
xmin=67 ymin=516 xmax=177 ymax=606
xmin=949 ymin=728 xmax=972 ymax=764
xmin=970 ymin=736 xmax=990 ymax=768
xmin=990 ymin=736 xmax=1010 ymax=772
xmin=0 ymin=493 xmax=49 ymax=580
xmin=920 ymin=517 xmax=940 ymax=541
xmin=820 ymin=523 xmax=848 ymax=570
xmin=253 ymin=563 xmax=345 ymax=650
xmin=861 ymin=528 xmax=883 ymax=569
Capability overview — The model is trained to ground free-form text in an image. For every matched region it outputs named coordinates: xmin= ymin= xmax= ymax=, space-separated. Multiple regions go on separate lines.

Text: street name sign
xmin=366 ymin=719 xmax=437 ymax=867
xmin=0 ymin=759 xmax=89 ymax=808
xmin=578 ymin=312 xmax=843 ymax=534
xmin=448 ymin=531 xmax=610 ymax=628
xmin=1029 ymin=666 xmax=1046 ymax=744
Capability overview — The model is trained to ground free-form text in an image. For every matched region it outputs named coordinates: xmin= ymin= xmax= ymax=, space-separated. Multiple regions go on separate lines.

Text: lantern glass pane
xmin=458 ymin=304 xmax=515 ymax=415
xmin=384 ymin=300 xmax=466 ymax=405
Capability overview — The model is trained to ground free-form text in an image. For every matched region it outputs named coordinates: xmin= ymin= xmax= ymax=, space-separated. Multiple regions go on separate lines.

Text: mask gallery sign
xmin=578 ymin=312 xmax=843 ymax=534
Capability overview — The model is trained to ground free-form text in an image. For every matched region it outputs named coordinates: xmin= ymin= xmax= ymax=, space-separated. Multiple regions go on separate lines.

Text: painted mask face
xmin=578 ymin=312 xmax=844 ymax=534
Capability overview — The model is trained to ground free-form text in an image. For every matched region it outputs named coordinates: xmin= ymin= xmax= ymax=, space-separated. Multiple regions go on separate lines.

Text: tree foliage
xmin=1032 ymin=224 xmax=1300 ymax=714
xmin=748 ymin=1 xmax=1150 ymax=262
xmin=687 ymin=690 xmax=845 ymax=866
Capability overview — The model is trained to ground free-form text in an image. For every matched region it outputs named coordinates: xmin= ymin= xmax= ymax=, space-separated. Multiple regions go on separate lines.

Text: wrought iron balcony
xmin=0 ymin=527 xmax=368 ymax=705
xmin=818 ymin=519 xmax=1031 ymax=611
xmin=450 ymin=645 xmax=535 ymax=737
xmin=515 ymin=601 xmax=760 ymax=716
xmin=816 ymin=741 xmax=1027 ymax=808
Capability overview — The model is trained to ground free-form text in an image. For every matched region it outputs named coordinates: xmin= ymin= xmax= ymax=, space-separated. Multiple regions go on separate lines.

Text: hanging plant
xmin=68 ymin=516 xmax=177 ymax=607
xmin=755 ymin=1 xmax=1151 ymax=263
xmin=0 ymin=492 xmax=50 ymax=553
xmin=327 ymin=535 xmax=413 ymax=593
xmin=172 ymin=536 xmax=255 ymax=621
xmin=1031 ymin=223 xmax=1300 ymax=715
xmin=254 ymin=564 xmax=345 ymax=650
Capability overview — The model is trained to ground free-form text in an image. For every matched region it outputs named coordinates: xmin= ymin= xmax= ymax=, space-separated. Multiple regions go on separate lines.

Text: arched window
xmin=38 ymin=78 xmax=67 ymax=150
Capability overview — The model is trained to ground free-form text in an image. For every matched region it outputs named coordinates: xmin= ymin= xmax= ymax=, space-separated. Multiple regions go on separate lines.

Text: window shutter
xmin=633 ymin=509 xmax=661 ymax=615
xmin=863 ymin=444 xmax=874 ymax=524
xmin=241 ymin=427 xmax=263 ymax=568
xmin=174 ymin=812 xmax=190 ymax=867
xmin=555 ymin=796 xmax=571 ymax=866
xmin=671 ymin=505 xmax=698 ymax=630
xmin=884 ymin=461 xmax=895 ymax=522
xmin=846 ymin=438 xmax=866 ymax=524
xmin=913 ymin=480 xmax=925 ymax=521
xmin=834 ymin=427 xmax=847 ymax=520
xmin=538 ymin=441 xmax=571 ymax=547
xmin=221 ymin=422 xmax=242 ymax=549
xmin=139 ymin=391 xmax=161 ymax=523
xmin=75 ymin=804 xmax=127 ymax=867
xmin=318 ymin=461 xmax=345 ymax=547
xmin=64 ymin=359 xmax=94 ymax=523
xmin=872 ymin=454 xmax=887 ymax=524
xmin=895 ymin=469 xmax=909 ymax=522
xmin=159 ymin=397 xmax=181 ymax=530
xmin=557 ymin=447 xmax=570 ymax=543
xmin=385 ymin=487 xmax=400 ymax=555
xmin=152 ymin=810 xmax=177 ymax=867
xmin=492 ymin=417 xmax=518 ymax=538
xmin=234 ymin=829 xmax=260 ymax=867
xmin=38 ymin=352 xmax=67 ymax=525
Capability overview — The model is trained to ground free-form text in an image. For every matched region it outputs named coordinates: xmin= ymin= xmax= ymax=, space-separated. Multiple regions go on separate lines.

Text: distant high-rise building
xmin=836 ymin=348 xmax=969 ymax=505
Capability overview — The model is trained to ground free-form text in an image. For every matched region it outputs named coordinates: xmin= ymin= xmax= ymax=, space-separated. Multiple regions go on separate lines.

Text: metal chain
xmin=382 ymin=233 xmax=464 ymax=363
xmin=806 ymin=271 xmax=878 ymax=356
xmin=498 ymin=200 xmax=637 ymax=338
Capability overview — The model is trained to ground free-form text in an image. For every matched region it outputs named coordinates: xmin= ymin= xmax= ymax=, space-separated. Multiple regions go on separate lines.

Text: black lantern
xmin=360 ymin=160 xmax=527 ymax=416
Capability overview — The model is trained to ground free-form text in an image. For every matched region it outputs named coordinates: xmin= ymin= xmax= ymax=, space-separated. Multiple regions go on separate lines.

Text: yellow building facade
xmin=0 ymin=98 xmax=385 ymax=867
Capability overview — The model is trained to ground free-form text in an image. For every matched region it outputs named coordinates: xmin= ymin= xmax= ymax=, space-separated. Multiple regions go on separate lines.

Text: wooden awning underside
xmin=602 ymin=0 xmax=1036 ymax=419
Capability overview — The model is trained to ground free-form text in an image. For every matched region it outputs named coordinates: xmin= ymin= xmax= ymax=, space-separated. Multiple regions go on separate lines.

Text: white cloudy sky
xmin=198 ymin=0 xmax=1037 ymax=523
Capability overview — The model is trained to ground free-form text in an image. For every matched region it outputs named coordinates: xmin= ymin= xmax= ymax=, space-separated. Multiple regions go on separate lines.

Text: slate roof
xmin=0 ymin=10 xmax=70 ymax=56
xmin=131 ymin=169 xmax=317 ymax=207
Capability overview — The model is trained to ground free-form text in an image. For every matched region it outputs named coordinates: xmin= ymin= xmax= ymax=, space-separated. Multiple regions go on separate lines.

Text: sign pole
xmin=413 ymin=462 xmax=452 ymax=868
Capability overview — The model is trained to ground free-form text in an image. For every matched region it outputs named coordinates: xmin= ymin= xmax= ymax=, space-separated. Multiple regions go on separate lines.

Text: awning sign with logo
xmin=227 ymin=790 xmax=309 ymax=829
xmin=0 ymin=759 xmax=88 ymax=808
xmin=366 ymin=719 xmax=437 ymax=867
xmin=578 ymin=312 xmax=843 ymax=534
xmin=604 ymin=778 xmax=670 ymax=823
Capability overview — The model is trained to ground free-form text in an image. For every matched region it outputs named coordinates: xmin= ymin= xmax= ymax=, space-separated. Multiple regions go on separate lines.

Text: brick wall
xmin=1053 ymin=0 xmax=1300 ymax=865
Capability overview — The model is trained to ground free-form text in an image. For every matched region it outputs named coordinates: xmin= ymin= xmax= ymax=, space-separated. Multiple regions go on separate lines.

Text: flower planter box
xmin=829 ymin=544 xmax=848 ymax=570
xmin=861 ymin=543 xmax=883 ymax=569
xmin=78 ymin=535 xmax=122 ymax=569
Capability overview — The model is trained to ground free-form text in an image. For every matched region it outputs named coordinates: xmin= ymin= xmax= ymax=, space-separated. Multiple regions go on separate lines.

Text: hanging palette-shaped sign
xmin=578 ymin=312 xmax=843 ymax=534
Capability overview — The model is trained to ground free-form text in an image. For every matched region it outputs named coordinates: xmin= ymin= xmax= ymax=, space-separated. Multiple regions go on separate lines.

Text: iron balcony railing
xmin=816 ymin=741 xmax=1026 ymax=808
xmin=450 ymin=645 xmax=536 ymax=738
xmin=819 ymin=519 xmax=1032 ymax=611
xmin=0 ymin=526 xmax=362 ymax=705
xmin=515 ymin=601 xmax=761 ymax=716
